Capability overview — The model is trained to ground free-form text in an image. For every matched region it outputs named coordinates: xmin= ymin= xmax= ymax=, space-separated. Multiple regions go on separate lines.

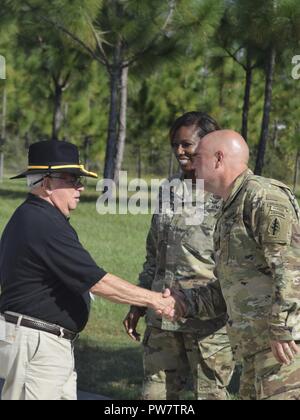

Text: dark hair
xmin=169 ymin=111 xmax=221 ymax=143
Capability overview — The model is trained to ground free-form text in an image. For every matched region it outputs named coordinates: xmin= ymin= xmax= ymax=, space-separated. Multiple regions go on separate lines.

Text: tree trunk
xmin=114 ymin=64 xmax=128 ymax=184
xmin=255 ymin=47 xmax=276 ymax=175
xmin=293 ymin=149 xmax=300 ymax=193
xmin=103 ymin=42 xmax=122 ymax=180
xmin=63 ymin=102 xmax=69 ymax=140
xmin=0 ymin=86 xmax=7 ymax=182
xmin=52 ymin=82 xmax=64 ymax=141
xmin=241 ymin=50 xmax=253 ymax=142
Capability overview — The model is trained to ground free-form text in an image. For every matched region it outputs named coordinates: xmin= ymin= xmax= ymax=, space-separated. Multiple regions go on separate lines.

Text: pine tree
xmin=249 ymin=0 xmax=300 ymax=175
xmin=7 ymin=3 xmax=92 ymax=141
xmin=10 ymin=0 xmax=224 ymax=181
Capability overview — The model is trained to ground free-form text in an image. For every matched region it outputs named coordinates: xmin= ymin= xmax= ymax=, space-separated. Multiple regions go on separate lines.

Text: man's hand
xmin=166 ymin=288 xmax=188 ymax=320
xmin=154 ymin=288 xmax=187 ymax=320
xmin=123 ymin=306 xmax=145 ymax=341
xmin=151 ymin=290 xmax=176 ymax=319
xmin=270 ymin=340 xmax=300 ymax=365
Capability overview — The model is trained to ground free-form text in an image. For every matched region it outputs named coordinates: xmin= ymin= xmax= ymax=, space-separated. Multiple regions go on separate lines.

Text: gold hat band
xmin=27 ymin=164 xmax=97 ymax=178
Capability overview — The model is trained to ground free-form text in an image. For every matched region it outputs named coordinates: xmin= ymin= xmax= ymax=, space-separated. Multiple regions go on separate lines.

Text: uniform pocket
xmin=254 ymin=348 xmax=283 ymax=400
xmin=198 ymin=332 xmax=232 ymax=359
xmin=197 ymin=333 xmax=235 ymax=389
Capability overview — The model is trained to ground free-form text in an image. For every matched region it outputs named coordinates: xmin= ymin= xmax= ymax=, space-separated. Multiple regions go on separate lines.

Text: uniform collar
xmin=26 ymin=193 xmax=70 ymax=221
xmin=223 ymin=169 xmax=253 ymax=211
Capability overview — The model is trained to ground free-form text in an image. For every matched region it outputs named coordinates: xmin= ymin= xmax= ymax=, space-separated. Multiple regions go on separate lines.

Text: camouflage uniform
xmin=139 ymin=175 xmax=234 ymax=400
xmin=184 ymin=169 xmax=300 ymax=400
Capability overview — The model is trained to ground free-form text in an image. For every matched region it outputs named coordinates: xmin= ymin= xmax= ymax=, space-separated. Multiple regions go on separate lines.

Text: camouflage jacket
xmin=138 ymin=173 xmax=227 ymax=335
xmin=184 ymin=169 xmax=300 ymax=360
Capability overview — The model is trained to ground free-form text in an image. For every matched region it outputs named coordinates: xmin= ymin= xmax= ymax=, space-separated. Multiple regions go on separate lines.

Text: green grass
xmin=0 ymin=178 xmax=150 ymax=399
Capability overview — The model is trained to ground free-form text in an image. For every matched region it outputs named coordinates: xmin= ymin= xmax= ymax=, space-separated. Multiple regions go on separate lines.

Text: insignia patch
xmin=263 ymin=215 xmax=289 ymax=244
xmin=268 ymin=205 xmax=287 ymax=219
xmin=268 ymin=217 xmax=281 ymax=237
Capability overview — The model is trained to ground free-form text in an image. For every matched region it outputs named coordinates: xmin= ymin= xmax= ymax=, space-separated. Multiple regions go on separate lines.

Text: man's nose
xmin=176 ymin=144 xmax=185 ymax=155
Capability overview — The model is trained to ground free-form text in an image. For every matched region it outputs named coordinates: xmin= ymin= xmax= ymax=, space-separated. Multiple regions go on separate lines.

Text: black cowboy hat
xmin=11 ymin=140 xmax=98 ymax=179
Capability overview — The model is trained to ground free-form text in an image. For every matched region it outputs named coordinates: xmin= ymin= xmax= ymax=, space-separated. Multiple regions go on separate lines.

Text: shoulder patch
xmin=260 ymin=202 xmax=292 ymax=244
xmin=268 ymin=217 xmax=281 ymax=237
xmin=268 ymin=204 xmax=289 ymax=219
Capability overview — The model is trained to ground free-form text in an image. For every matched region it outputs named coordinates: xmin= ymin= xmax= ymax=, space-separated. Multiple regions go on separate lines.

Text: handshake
xmin=153 ymin=288 xmax=188 ymax=320
xmin=123 ymin=288 xmax=188 ymax=341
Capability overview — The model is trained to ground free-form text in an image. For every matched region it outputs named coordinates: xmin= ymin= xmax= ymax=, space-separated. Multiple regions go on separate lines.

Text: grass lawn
xmin=1 ymin=178 xmax=299 ymax=399
xmin=0 ymin=178 xmax=150 ymax=399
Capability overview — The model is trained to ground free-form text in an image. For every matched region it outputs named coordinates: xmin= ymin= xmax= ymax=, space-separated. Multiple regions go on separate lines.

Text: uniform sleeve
xmin=250 ymin=190 xmax=300 ymax=341
xmin=178 ymin=195 xmax=226 ymax=319
xmin=43 ymin=223 xmax=107 ymax=295
xmin=137 ymin=214 xmax=158 ymax=290
xmin=181 ymin=279 xmax=227 ymax=320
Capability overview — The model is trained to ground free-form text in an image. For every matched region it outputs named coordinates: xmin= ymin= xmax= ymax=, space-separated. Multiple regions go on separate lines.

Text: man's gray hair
xmin=27 ymin=174 xmax=45 ymax=189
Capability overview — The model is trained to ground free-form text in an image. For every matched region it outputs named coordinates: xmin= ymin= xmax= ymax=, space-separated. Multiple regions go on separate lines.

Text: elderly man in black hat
xmin=0 ymin=140 xmax=179 ymax=400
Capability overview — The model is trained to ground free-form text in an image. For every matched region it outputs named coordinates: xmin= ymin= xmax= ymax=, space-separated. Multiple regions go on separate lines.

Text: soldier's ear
xmin=215 ymin=151 xmax=224 ymax=168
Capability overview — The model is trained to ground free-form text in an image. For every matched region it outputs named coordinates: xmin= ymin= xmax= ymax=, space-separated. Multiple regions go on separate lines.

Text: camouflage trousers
xmin=240 ymin=345 xmax=300 ymax=400
xmin=142 ymin=326 xmax=234 ymax=400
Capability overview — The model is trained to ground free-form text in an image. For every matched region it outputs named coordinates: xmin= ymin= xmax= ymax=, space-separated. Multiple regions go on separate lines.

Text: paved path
xmin=0 ymin=378 xmax=111 ymax=400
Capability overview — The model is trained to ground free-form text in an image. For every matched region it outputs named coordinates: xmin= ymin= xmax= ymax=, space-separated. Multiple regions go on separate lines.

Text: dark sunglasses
xmin=32 ymin=174 xmax=83 ymax=187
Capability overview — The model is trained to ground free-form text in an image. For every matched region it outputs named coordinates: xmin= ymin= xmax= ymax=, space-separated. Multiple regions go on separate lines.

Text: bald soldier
xmin=168 ymin=130 xmax=300 ymax=400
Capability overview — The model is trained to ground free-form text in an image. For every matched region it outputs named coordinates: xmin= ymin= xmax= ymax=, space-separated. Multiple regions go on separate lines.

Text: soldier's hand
xmin=168 ymin=288 xmax=188 ymax=320
xmin=155 ymin=288 xmax=187 ymax=320
xmin=152 ymin=291 xmax=176 ymax=320
xmin=270 ymin=340 xmax=300 ymax=365
xmin=123 ymin=306 xmax=145 ymax=341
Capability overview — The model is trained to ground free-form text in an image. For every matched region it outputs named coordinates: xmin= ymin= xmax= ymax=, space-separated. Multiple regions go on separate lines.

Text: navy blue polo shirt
xmin=0 ymin=194 xmax=107 ymax=332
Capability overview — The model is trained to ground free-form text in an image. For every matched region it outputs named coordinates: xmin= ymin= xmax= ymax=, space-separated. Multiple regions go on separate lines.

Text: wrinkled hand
xmin=270 ymin=340 xmax=300 ymax=365
xmin=123 ymin=306 xmax=145 ymax=341
xmin=155 ymin=288 xmax=187 ymax=321
xmin=152 ymin=291 xmax=176 ymax=320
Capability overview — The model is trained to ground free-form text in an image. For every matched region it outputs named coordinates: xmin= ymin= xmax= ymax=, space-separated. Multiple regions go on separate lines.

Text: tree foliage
xmin=0 ymin=0 xmax=299 ymax=186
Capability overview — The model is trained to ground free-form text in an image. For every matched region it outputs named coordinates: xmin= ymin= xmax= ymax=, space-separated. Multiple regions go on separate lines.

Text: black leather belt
xmin=3 ymin=312 xmax=78 ymax=341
